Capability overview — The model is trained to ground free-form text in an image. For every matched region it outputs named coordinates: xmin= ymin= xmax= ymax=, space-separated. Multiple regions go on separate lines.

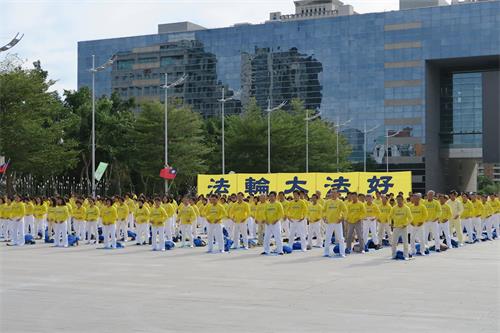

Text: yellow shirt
xmin=161 ymin=203 xmax=176 ymax=218
xmin=255 ymin=202 xmax=267 ymax=223
xmin=191 ymin=204 xmax=200 ymax=217
xmin=24 ymin=202 xmax=35 ymax=215
xmin=47 ymin=206 xmax=56 ymax=222
xmin=346 ymin=202 xmax=366 ymax=224
xmin=264 ymin=202 xmax=284 ymax=224
xmin=72 ymin=206 xmax=86 ymax=220
xmin=116 ymin=204 xmax=130 ymax=221
xmin=322 ymin=199 xmax=347 ymax=224
xmin=409 ymin=203 xmax=428 ymax=226
xmin=33 ymin=204 xmax=48 ymax=219
xmin=101 ymin=206 xmax=118 ymax=225
xmin=307 ymin=203 xmax=323 ymax=223
xmin=390 ymin=205 xmax=412 ymax=228
xmin=364 ymin=203 xmax=380 ymax=219
xmin=378 ymin=203 xmax=392 ymax=224
xmin=10 ymin=202 xmax=26 ymax=220
xmin=472 ymin=200 xmax=483 ymax=217
xmin=85 ymin=206 xmax=100 ymax=222
xmin=205 ymin=203 xmax=226 ymax=224
xmin=249 ymin=202 xmax=257 ymax=217
xmin=177 ymin=204 xmax=197 ymax=225
xmin=439 ymin=203 xmax=452 ymax=223
xmin=125 ymin=199 xmax=136 ymax=213
xmin=134 ymin=207 xmax=150 ymax=224
xmin=481 ymin=202 xmax=493 ymax=219
xmin=461 ymin=200 xmax=475 ymax=219
xmin=447 ymin=199 xmax=464 ymax=221
xmin=423 ymin=199 xmax=442 ymax=221
xmin=230 ymin=201 xmax=250 ymax=223
xmin=149 ymin=206 xmax=167 ymax=226
xmin=286 ymin=200 xmax=308 ymax=220
xmin=54 ymin=205 xmax=70 ymax=223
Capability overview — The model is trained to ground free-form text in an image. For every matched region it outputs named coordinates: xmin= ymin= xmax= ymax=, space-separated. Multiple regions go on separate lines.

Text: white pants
xmin=324 ymin=222 xmax=345 ymax=256
xmin=86 ymin=221 xmax=98 ymax=242
xmin=264 ymin=221 xmax=283 ymax=254
xmin=410 ymin=225 xmax=426 ymax=255
xmin=439 ymin=221 xmax=452 ymax=248
xmin=135 ymin=223 xmax=149 ymax=244
xmin=247 ymin=217 xmax=256 ymax=239
xmin=482 ymin=217 xmax=493 ymax=240
xmin=424 ymin=221 xmax=440 ymax=249
xmin=289 ymin=219 xmax=307 ymax=250
xmin=207 ymin=223 xmax=224 ymax=252
xmin=53 ymin=221 xmax=68 ymax=247
xmin=392 ymin=226 xmax=409 ymax=258
xmin=493 ymin=214 xmax=500 ymax=234
xmin=223 ymin=219 xmax=234 ymax=238
xmin=35 ymin=217 xmax=46 ymax=239
xmin=0 ymin=218 xmax=8 ymax=239
xmin=24 ymin=215 xmax=35 ymax=236
xmin=74 ymin=219 xmax=86 ymax=240
xmin=102 ymin=224 xmax=117 ymax=248
xmin=462 ymin=218 xmax=474 ymax=243
xmin=180 ymin=224 xmax=194 ymax=246
xmin=127 ymin=213 xmax=135 ymax=232
xmin=151 ymin=225 xmax=165 ymax=251
xmin=232 ymin=220 xmax=248 ymax=248
xmin=377 ymin=223 xmax=392 ymax=245
xmin=164 ymin=218 xmax=173 ymax=241
xmin=363 ymin=218 xmax=379 ymax=245
xmin=12 ymin=219 xmax=25 ymax=246
xmin=282 ymin=219 xmax=290 ymax=239
xmin=472 ymin=217 xmax=482 ymax=240
xmin=308 ymin=220 xmax=323 ymax=247
xmin=116 ymin=219 xmax=128 ymax=241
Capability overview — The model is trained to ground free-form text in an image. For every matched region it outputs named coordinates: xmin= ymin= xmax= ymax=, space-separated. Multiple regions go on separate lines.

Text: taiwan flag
xmin=160 ymin=167 xmax=177 ymax=180
xmin=0 ymin=161 xmax=9 ymax=174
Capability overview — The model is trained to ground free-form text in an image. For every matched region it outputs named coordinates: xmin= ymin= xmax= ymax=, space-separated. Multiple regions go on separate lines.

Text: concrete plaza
xmin=0 ymin=240 xmax=499 ymax=333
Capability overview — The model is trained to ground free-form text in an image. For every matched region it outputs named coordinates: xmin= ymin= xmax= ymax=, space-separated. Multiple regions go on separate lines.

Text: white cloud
xmin=0 ymin=0 xmax=398 ymax=94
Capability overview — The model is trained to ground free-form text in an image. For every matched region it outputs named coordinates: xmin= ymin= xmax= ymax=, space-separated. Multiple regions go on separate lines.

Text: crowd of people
xmin=0 ymin=189 xmax=498 ymax=260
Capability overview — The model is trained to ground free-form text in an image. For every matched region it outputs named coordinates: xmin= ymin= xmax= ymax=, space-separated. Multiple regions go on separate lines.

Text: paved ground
xmin=0 ymin=239 xmax=499 ymax=333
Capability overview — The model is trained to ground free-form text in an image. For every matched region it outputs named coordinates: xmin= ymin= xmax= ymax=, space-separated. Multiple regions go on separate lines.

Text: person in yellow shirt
xmin=220 ymin=197 xmax=234 ymax=241
xmin=115 ymin=197 xmax=130 ymax=242
xmin=150 ymin=198 xmax=168 ymax=251
xmin=461 ymin=193 xmax=475 ymax=243
xmin=447 ymin=191 xmax=464 ymax=246
xmin=10 ymin=195 xmax=26 ymax=246
xmin=377 ymin=195 xmax=393 ymax=246
xmin=230 ymin=192 xmax=251 ymax=249
xmin=134 ymin=200 xmax=150 ymax=245
xmin=470 ymin=193 xmax=484 ymax=242
xmin=390 ymin=195 xmax=412 ymax=259
xmin=278 ymin=192 xmax=290 ymax=241
xmin=409 ymin=193 xmax=429 ymax=255
xmin=161 ymin=197 xmax=176 ymax=242
xmin=423 ymin=191 xmax=442 ymax=251
xmin=46 ymin=198 xmax=57 ymax=241
xmin=100 ymin=198 xmax=118 ymax=249
xmin=363 ymin=195 xmax=381 ymax=249
xmin=205 ymin=194 xmax=227 ymax=253
xmin=307 ymin=194 xmax=323 ymax=249
xmin=322 ymin=190 xmax=347 ymax=257
xmin=490 ymin=194 xmax=500 ymax=238
xmin=85 ymin=198 xmax=100 ymax=244
xmin=255 ymin=194 xmax=267 ymax=246
xmin=124 ymin=193 xmax=136 ymax=232
xmin=72 ymin=199 xmax=87 ymax=241
xmin=287 ymin=191 xmax=308 ymax=251
xmin=263 ymin=191 xmax=284 ymax=255
xmin=23 ymin=197 xmax=35 ymax=237
xmin=53 ymin=197 xmax=70 ymax=247
xmin=187 ymin=198 xmax=199 ymax=240
xmin=0 ymin=197 xmax=7 ymax=240
xmin=247 ymin=195 xmax=257 ymax=240
xmin=178 ymin=197 xmax=197 ymax=247
xmin=438 ymin=194 xmax=453 ymax=249
xmin=33 ymin=197 xmax=48 ymax=240
xmin=480 ymin=195 xmax=494 ymax=241
xmin=345 ymin=193 xmax=367 ymax=253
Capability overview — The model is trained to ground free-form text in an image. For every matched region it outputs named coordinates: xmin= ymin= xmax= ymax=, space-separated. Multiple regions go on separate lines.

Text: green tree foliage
xmin=477 ymin=175 xmax=500 ymax=195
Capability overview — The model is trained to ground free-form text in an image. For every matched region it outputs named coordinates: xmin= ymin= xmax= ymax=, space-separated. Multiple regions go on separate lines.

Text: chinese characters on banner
xmin=197 ymin=172 xmax=412 ymax=196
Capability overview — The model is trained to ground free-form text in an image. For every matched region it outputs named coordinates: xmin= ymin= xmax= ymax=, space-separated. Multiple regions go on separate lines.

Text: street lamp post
xmin=89 ymin=54 xmax=115 ymax=198
xmin=0 ymin=33 xmax=23 ymax=53
xmin=333 ymin=117 xmax=352 ymax=172
xmin=363 ymin=121 xmax=380 ymax=172
xmin=266 ymin=99 xmax=287 ymax=173
xmin=305 ymin=111 xmax=322 ymax=173
xmin=218 ymin=87 xmax=239 ymax=175
xmin=160 ymin=73 xmax=187 ymax=194
xmin=385 ymin=128 xmax=403 ymax=172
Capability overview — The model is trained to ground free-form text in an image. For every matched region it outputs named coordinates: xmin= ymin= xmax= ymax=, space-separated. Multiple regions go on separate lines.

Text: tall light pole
xmin=266 ymin=99 xmax=287 ymax=173
xmin=89 ymin=54 xmax=115 ymax=198
xmin=333 ymin=117 xmax=351 ymax=172
xmin=160 ymin=73 xmax=187 ymax=194
xmin=0 ymin=33 xmax=23 ymax=52
xmin=305 ymin=111 xmax=322 ymax=173
xmin=363 ymin=121 xmax=380 ymax=172
xmin=385 ymin=128 xmax=403 ymax=172
xmin=218 ymin=87 xmax=239 ymax=174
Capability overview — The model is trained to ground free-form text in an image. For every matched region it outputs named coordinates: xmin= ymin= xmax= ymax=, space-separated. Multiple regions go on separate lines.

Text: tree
xmin=130 ymin=100 xmax=211 ymax=195
xmin=0 ymin=60 xmax=79 ymax=194
xmin=478 ymin=175 xmax=500 ymax=195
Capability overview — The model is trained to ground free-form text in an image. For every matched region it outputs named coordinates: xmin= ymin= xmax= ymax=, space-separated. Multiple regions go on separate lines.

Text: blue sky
xmin=0 ymin=0 xmax=398 ymax=94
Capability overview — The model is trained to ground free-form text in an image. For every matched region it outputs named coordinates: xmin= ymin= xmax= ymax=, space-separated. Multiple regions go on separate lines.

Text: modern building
xmin=77 ymin=0 xmax=500 ymax=193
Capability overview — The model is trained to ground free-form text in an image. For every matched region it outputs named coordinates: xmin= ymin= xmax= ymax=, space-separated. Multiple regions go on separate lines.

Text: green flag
xmin=95 ymin=162 xmax=108 ymax=182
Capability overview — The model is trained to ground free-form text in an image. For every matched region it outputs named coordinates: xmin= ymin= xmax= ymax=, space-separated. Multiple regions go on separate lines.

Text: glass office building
xmin=78 ymin=0 xmax=500 ymax=192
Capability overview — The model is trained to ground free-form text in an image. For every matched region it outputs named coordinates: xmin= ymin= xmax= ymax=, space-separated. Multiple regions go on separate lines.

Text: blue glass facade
xmin=78 ymin=1 xmax=500 ymax=190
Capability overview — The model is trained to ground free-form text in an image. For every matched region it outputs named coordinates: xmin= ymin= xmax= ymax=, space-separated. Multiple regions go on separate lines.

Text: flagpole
xmin=0 ymin=159 xmax=11 ymax=192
